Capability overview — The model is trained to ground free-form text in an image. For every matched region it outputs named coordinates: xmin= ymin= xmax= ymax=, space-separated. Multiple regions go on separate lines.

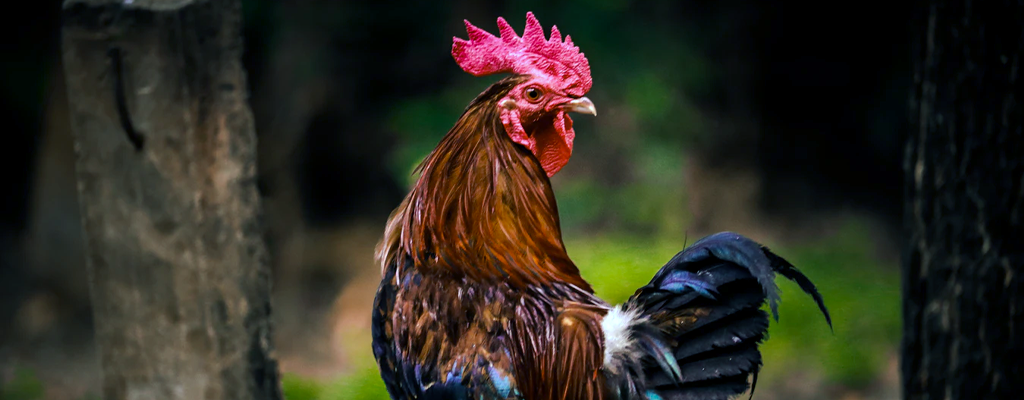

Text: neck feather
xmin=377 ymin=76 xmax=590 ymax=291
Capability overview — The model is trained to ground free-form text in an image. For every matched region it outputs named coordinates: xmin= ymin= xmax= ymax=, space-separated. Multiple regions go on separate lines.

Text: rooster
xmin=372 ymin=12 xmax=831 ymax=400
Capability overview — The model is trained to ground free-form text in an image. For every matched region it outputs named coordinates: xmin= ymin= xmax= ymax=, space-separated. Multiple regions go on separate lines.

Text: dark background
xmin=1 ymin=1 xmax=911 ymax=399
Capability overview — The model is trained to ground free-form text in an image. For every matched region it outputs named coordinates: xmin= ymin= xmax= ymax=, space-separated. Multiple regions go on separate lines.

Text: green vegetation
xmin=0 ymin=368 xmax=44 ymax=400
xmin=755 ymin=221 xmax=901 ymax=389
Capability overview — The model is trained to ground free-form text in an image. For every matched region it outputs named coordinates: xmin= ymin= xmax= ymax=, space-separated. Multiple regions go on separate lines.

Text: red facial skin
xmin=498 ymin=77 xmax=578 ymax=177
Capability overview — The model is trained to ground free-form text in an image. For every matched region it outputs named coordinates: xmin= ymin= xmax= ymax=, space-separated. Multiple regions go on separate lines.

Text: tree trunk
xmin=903 ymin=0 xmax=1024 ymax=399
xmin=60 ymin=1 xmax=282 ymax=399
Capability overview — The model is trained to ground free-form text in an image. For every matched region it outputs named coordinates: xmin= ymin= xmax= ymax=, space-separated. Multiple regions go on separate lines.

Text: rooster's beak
xmin=563 ymin=97 xmax=597 ymax=116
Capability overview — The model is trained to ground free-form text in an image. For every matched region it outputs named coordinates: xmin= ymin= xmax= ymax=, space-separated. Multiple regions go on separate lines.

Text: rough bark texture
xmin=903 ymin=0 xmax=1024 ymax=399
xmin=60 ymin=1 xmax=282 ymax=399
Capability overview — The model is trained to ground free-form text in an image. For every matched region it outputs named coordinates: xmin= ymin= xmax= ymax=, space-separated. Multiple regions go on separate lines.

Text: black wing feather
xmin=608 ymin=232 xmax=831 ymax=400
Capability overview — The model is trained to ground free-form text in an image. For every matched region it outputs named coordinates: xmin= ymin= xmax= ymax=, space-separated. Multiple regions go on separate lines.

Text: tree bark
xmin=60 ymin=1 xmax=282 ymax=399
xmin=903 ymin=0 xmax=1024 ymax=399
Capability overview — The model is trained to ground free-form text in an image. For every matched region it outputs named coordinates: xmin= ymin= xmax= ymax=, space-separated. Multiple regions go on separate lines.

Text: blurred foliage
xmin=0 ymin=368 xmax=44 ymax=400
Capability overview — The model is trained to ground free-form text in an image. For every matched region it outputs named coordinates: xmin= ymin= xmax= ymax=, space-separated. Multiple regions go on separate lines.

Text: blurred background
xmin=1 ymin=1 xmax=911 ymax=399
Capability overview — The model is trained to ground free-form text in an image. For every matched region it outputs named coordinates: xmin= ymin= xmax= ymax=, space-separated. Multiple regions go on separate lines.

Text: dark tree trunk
xmin=903 ymin=0 xmax=1024 ymax=399
xmin=60 ymin=1 xmax=282 ymax=399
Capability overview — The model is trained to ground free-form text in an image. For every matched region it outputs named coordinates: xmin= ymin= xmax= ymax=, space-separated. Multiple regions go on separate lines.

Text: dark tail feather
xmin=763 ymin=248 xmax=833 ymax=330
xmin=611 ymin=232 xmax=831 ymax=400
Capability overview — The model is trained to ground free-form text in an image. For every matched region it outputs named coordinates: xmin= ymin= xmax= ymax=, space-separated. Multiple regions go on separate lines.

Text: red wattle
xmin=534 ymin=111 xmax=574 ymax=177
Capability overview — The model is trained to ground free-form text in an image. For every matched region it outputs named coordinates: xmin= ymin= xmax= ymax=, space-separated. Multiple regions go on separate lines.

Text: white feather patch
xmin=601 ymin=304 xmax=644 ymax=373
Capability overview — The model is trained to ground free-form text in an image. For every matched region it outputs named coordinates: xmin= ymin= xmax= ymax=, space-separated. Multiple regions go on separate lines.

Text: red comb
xmin=452 ymin=12 xmax=592 ymax=96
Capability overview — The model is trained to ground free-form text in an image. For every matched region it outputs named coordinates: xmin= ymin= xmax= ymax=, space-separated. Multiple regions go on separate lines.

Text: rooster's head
xmin=452 ymin=12 xmax=595 ymax=176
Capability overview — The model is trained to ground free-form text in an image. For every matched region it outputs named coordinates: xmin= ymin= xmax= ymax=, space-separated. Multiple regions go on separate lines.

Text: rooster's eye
xmin=524 ymin=87 xmax=543 ymax=102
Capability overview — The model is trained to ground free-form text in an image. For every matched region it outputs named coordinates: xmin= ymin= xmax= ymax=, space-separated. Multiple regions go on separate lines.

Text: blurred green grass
xmin=0 ymin=368 xmax=45 ymax=400
xmin=283 ymin=218 xmax=900 ymax=400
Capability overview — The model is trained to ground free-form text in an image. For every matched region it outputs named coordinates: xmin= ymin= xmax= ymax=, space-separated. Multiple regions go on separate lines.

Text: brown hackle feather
xmin=376 ymin=75 xmax=591 ymax=291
